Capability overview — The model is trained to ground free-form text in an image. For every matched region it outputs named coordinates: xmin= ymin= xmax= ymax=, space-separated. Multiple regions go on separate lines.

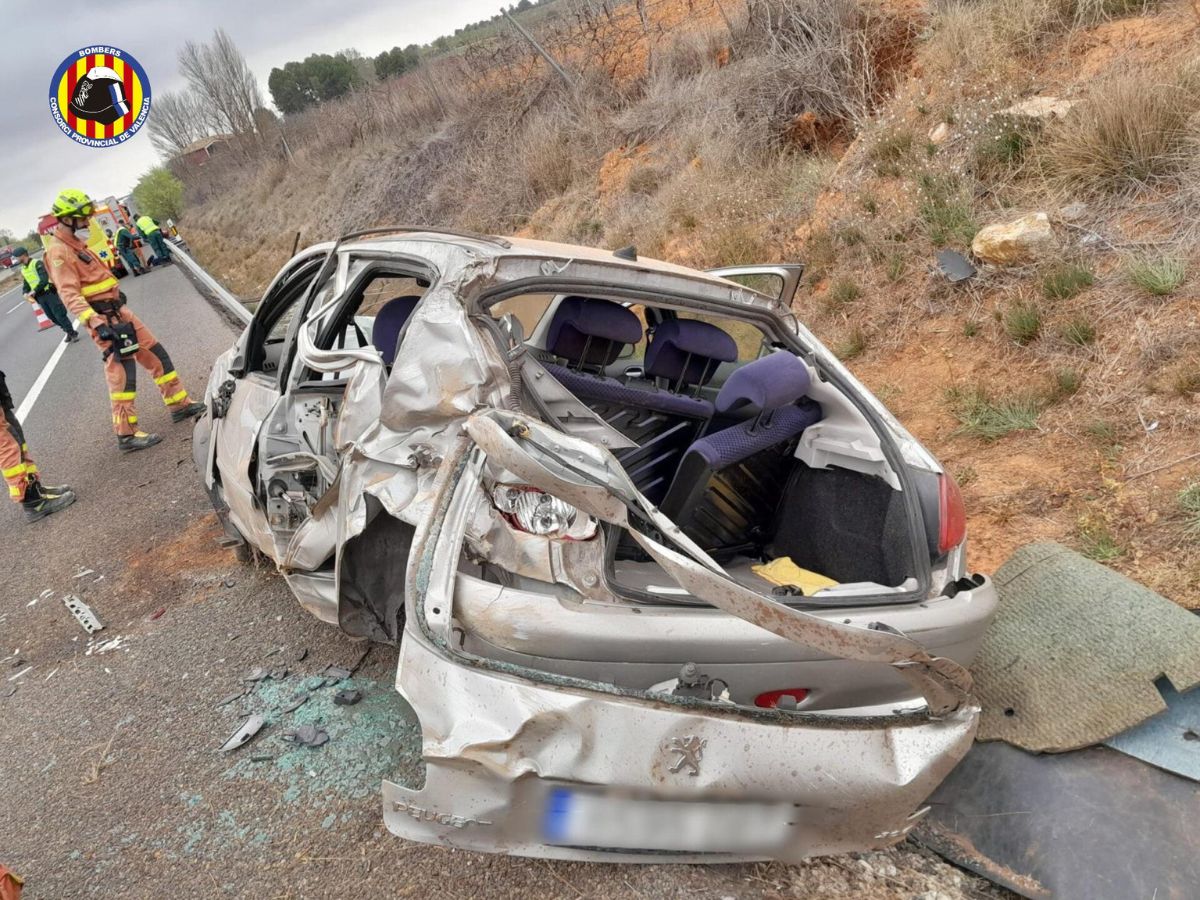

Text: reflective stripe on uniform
xmin=2 ymin=462 xmax=27 ymax=478
xmin=163 ymin=390 xmax=189 ymax=406
xmin=153 ymin=371 xmax=178 ymax=386
xmin=111 ymin=391 xmax=137 ymax=401
xmin=79 ymin=307 xmax=97 ymax=322
xmin=25 ymin=463 xmax=37 ymax=474
xmin=81 ymin=276 xmax=119 ymax=298
xmin=9 ymin=485 xmax=22 ymax=498
xmin=112 ymin=414 xmax=137 ymax=424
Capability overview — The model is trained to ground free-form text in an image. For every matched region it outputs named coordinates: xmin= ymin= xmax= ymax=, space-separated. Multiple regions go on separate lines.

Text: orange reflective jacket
xmin=44 ymin=222 xmax=120 ymax=324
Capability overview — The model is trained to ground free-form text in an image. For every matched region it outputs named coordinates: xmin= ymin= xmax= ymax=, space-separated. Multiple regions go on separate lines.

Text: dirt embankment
xmin=183 ymin=0 xmax=1200 ymax=606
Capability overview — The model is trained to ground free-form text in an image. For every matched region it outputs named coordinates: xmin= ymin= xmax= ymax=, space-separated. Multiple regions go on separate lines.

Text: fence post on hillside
xmin=503 ymin=8 xmax=577 ymax=89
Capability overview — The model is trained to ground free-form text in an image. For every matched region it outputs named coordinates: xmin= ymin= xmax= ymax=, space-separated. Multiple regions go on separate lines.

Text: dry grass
xmin=1040 ymin=64 xmax=1200 ymax=195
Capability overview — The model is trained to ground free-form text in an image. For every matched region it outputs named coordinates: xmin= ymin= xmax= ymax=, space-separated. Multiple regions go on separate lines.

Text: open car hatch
xmin=381 ymin=407 xmax=982 ymax=862
xmin=463 ymin=409 xmax=975 ymax=716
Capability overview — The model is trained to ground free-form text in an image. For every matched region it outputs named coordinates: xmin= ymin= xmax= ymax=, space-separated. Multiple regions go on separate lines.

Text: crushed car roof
xmin=334 ymin=231 xmax=780 ymax=299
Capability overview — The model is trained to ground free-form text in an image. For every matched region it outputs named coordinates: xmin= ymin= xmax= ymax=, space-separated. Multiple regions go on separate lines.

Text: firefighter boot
xmin=118 ymin=431 xmax=163 ymax=453
xmin=170 ymin=401 xmax=206 ymax=424
xmin=22 ymin=481 xmax=77 ymax=523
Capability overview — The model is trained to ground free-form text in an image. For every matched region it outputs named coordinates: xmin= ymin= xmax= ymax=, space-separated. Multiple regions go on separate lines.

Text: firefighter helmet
xmin=68 ymin=66 xmax=130 ymax=126
xmin=51 ymin=189 xmax=95 ymax=219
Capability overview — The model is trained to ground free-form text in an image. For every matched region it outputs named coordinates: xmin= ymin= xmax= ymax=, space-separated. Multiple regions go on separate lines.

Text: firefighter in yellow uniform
xmin=45 ymin=189 xmax=206 ymax=452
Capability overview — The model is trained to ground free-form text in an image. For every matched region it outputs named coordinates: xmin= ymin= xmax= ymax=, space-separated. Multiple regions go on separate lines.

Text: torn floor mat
xmin=974 ymin=542 xmax=1200 ymax=751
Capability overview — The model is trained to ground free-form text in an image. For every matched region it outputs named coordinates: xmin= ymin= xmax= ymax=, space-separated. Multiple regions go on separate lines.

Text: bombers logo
xmin=48 ymin=46 xmax=151 ymax=148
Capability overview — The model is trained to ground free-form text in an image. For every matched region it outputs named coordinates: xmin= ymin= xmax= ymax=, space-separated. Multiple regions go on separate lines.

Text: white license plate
xmin=542 ymin=788 xmax=792 ymax=853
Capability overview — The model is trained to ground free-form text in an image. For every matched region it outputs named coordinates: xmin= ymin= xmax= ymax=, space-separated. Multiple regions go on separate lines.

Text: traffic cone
xmin=30 ymin=303 xmax=55 ymax=331
xmin=31 ymin=303 xmax=55 ymax=332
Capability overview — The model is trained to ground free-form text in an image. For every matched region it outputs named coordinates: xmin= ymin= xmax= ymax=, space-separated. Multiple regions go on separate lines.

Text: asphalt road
xmin=0 ymin=264 xmax=995 ymax=899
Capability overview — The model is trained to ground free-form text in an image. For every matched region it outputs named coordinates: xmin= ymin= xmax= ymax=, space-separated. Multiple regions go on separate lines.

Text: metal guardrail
xmin=169 ymin=244 xmax=253 ymax=325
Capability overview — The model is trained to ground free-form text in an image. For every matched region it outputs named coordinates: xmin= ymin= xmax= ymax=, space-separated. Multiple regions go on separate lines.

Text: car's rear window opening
xmin=494 ymin=292 xmax=919 ymax=599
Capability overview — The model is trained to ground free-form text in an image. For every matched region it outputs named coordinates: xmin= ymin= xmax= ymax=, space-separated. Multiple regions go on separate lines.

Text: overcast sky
xmin=1 ymin=0 xmax=503 ymax=237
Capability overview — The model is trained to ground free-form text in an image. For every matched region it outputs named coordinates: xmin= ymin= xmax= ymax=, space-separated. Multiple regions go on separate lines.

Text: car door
xmin=211 ymin=255 xmax=325 ymax=556
xmin=706 ymin=264 xmax=804 ymax=308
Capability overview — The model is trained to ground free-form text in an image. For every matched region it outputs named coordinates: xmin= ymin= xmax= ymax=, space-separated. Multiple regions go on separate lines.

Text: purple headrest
xmin=644 ymin=319 xmax=738 ymax=387
xmin=715 ymin=352 xmax=811 ymax=414
xmin=546 ymin=297 xmax=643 ymax=367
xmin=372 ymin=295 xmax=422 ymax=366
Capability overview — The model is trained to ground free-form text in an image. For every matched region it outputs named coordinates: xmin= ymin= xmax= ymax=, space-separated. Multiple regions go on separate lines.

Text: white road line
xmin=15 ymin=318 xmax=82 ymax=421
xmin=6 ymin=301 xmax=24 ymax=314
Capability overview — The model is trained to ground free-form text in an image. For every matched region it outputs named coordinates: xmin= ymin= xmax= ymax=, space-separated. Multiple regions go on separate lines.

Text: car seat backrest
xmin=644 ymin=319 xmax=738 ymax=392
xmin=658 ymin=352 xmax=822 ymax=554
xmin=372 ymin=295 xmax=422 ymax=367
xmin=545 ymin=296 xmax=642 ymax=369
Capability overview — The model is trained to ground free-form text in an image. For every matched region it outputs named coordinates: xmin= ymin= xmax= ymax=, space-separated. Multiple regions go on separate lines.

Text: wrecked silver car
xmin=193 ymin=228 xmax=998 ymax=860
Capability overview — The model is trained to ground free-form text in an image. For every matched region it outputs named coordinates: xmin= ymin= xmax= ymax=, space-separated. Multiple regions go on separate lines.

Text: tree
xmin=268 ymin=52 xmax=367 ymax=115
xmin=374 ymin=44 xmax=421 ymax=81
xmin=133 ymin=167 xmax=185 ymax=222
xmin=268 ymin=62 xmax=312 ymax=115
xmin=147 ymin=90 xmax=210 ymax=158
xmin=178 ymin=28 xmax=263 ymax=137
xmin=516 ymin=0 xmax=533 ymax=10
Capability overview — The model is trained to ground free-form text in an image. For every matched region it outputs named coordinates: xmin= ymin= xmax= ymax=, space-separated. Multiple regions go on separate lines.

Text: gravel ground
xmin=0 ymin=264 xmax=1008 ymax=899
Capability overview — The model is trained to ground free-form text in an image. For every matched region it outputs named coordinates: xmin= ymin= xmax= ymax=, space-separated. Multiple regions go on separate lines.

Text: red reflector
xmin=754 ymin=688 xmax=810 ymax=709
xmin=938 ymin=472 xmax=967 ymax=554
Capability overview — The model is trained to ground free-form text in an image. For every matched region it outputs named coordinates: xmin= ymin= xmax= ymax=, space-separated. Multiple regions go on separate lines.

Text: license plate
xmin=542 ymin=787 xmax=792 ymax=853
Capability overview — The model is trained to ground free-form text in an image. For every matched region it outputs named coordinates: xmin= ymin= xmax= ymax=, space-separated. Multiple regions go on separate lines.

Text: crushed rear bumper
xmin=383 ymin=631 xmax=979 ymax=862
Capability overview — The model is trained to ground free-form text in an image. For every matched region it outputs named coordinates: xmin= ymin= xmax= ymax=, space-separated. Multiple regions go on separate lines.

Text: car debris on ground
xmin=917 ymin=542 xmax=1200 ymax=898
xmin=283 ymin=724 xmax=329 ymax=748
xmin=219 ymin=715 xmax=265 ymax=752
xmin=62 ymin=596 xmax=102 ymax=634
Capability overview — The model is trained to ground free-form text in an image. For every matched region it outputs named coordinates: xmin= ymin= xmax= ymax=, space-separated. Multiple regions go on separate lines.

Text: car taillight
xmin=937 ymin=472 xmax=967 ymax=554
xmin=491 ymin=485 xmax=597 ymax=541
xmin=754 ymin=688 xmax=810 ymax=709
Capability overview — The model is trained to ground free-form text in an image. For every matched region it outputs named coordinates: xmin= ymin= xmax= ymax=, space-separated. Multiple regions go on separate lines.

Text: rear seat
xmin=541 ymin=298 xmax=735 ymax=503
xmin=658 ymin=351 xmax=823 ymax=556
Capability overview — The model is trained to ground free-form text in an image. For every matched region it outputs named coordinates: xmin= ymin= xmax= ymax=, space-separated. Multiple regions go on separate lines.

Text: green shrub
xmin=1128 ymin=256 xmax=1186 ymax=296
xmin=974 ymin=118 xmax=1034 ymax=174
xmin=1060 ymin=317 xmax=1097 ymax=346
xmin=1180 ymin=483 xmax=1200 ymax=534
xmin=947 ymin=385 xmax=1043 ymax=440
xmin=1052 ymin=367 xmax=1082 ymax=400
xmin=132 ymin=167 xmax=185 ymax=222
xmin=826 ymin=277 xmax=862 ymax=309
xmin=835 ymin=326 xmax=868 ymax=360
xmin=1041 ymin=264 xmax=1094 ymax=301
xmin=1004 ymin=301 xmax=1042 ymax=344
xmin=868 ymin=128 xmax=914 ymax=176
xmin=1079 ymin=521 xmax=1123 ymax=561
xmin=917 ymin=174 xmax=976 ymax=247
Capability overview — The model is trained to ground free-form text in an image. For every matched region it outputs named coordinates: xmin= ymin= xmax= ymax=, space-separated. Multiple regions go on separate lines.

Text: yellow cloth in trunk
xmin=751 ymin=557 xmax=839 ymax=595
